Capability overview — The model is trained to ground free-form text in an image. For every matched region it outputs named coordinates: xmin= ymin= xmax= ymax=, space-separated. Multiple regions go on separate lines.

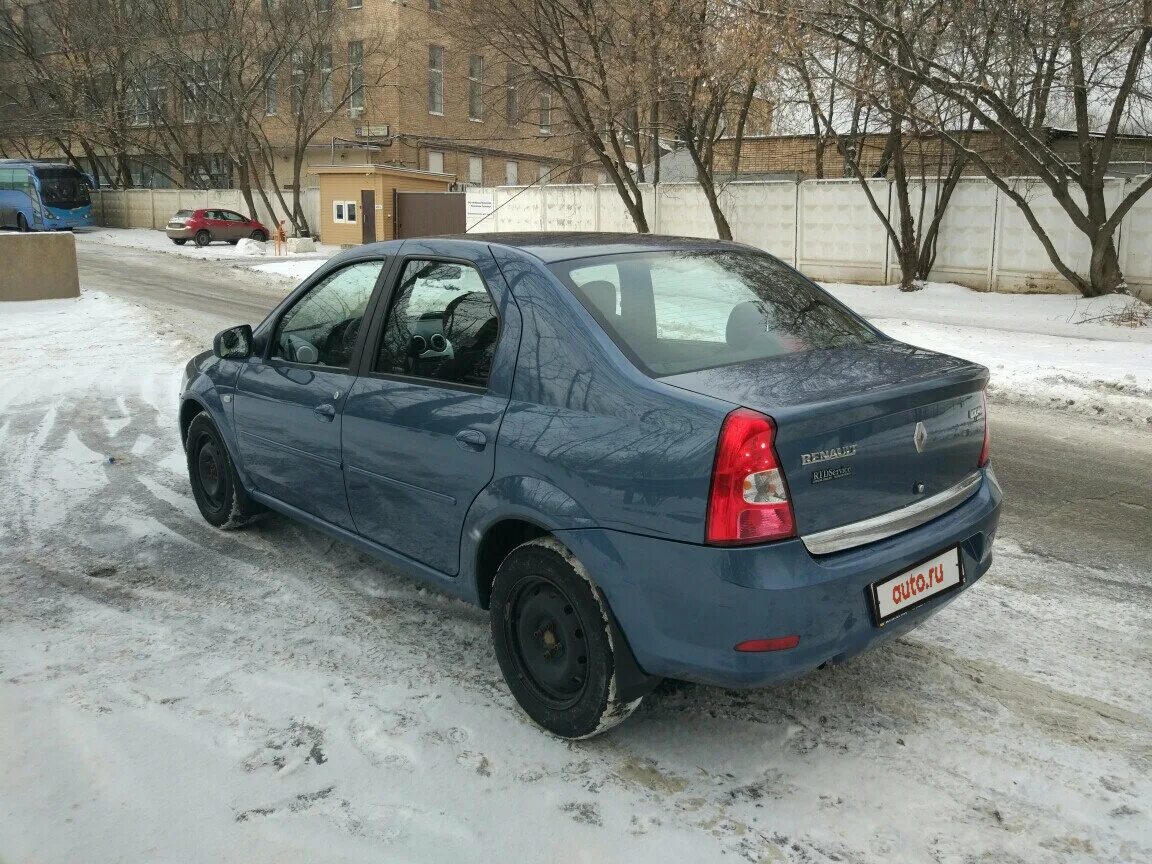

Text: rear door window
xmin=551 ymin=250 xmax=878 ymax=377
xmin=374 ymin=259 xmax=500 ymax=389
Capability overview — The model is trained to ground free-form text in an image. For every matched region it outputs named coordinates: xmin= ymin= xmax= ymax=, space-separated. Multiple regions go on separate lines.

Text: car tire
xmin=172 ymin=238 xmax=187 ymax=245
xmin=16 ymin=213 xmax=29 ymax=232
xmin=250 ymin=229 xmax=268 ymax=242
xmin=490 ymin=537 xmax=643 ymax=738
xmin=194 ymin=230 xmax=211 ymax=247
xmin=228 ymin=239 xmax=239 ymax=245
xmin=185 ymin=412 xmax=263 ymax=530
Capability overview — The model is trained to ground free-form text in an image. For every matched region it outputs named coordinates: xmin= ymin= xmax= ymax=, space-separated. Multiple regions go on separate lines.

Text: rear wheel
xmin=185 ymin=413 xmax=262 ymax=529
xmin=194 ymin=229 xmax=211 ymax=247
xmin=250 ymin=229 xmax=268 ymax=242
xmin=490 ymin=537 xmax=642 ymax=738
xmin=172 ymin=238 xmax=187 ymax=246
xmin=16 ymin=213 xmax=29 ymax=232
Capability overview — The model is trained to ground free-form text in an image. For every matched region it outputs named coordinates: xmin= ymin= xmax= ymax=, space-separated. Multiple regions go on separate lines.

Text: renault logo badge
xmin=914 ymin=421 xmax=928 ymax=453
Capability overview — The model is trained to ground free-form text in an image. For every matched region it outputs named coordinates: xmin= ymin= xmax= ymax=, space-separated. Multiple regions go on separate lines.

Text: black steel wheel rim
xmin=195 ymin=434 xmax=226 ymax=511
xmin=506 ymin=575 xmax=590 ymax=709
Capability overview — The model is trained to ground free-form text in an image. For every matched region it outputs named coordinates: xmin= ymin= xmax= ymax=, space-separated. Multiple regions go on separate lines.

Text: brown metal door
xmin=361 ymin=189 xmax=376 ymax=243
xmin=394 ymin=192 xmax=466 ymax=238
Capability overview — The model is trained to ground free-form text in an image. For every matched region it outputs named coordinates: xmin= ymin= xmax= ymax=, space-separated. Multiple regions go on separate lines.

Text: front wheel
xmin=250 ymin=229 xmax=268 ymax=242
xmin=194 ymin=230 xmax=211 ymax=247
xmin=185 ymin=413 xmax=262 ymax=529
xmin=490 ymin=537 xmax=642 ymax=738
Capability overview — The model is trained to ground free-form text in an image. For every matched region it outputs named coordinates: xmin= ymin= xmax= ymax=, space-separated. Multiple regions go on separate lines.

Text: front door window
xmin=273 ymin=260 xmax=384 ymax=368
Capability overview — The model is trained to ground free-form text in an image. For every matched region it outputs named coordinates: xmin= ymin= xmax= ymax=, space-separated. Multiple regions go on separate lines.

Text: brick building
xmin=0 ymin=0 xmax=578 ymax=191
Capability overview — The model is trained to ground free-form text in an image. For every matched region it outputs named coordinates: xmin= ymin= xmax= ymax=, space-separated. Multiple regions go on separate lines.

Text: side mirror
xmin=213 ymin=324 xmax=253 ymax=360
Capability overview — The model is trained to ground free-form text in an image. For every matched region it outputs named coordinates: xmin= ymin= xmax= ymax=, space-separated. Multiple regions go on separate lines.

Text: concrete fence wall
xmin=91 ymin=188 xmax=322 ymax=239
xmin=466 ymin=177 xmax=1152 ymax=297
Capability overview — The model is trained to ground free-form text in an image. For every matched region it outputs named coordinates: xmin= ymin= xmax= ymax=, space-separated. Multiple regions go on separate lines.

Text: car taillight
xmin=978 ymin=391 xmax=990 ymax=467
xmin=706 ymin=408 xmax=796 ymax=545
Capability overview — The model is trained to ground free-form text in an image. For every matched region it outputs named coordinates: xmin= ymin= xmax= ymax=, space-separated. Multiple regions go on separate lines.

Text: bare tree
xmin=793 ymin=0 xmax=1152 ymax=296
xmin=786 ymin=1 xmax=979 ymax=289
xmin=656 ymin=0 xmax=778 ymax=239
xmin=459 ymin=0 xmax=661 ymax=231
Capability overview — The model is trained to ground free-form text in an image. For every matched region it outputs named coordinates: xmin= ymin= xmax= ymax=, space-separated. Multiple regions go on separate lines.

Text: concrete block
xmin=286 ymin=236 xmax=316 ymax=254
xmin=0 ymin=232 xmax=80 ymax=301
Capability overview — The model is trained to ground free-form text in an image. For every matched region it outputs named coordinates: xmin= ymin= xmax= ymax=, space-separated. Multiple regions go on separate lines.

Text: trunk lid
xmin=661 ymin=342 xmax=988 ymax=536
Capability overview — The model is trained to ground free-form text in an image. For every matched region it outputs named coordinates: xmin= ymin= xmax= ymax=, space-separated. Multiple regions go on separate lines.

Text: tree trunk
xmin=1088 ymin=233 xmax=1126 ymax=296
xmin=237 ymin=157 xmax=258 ymax=220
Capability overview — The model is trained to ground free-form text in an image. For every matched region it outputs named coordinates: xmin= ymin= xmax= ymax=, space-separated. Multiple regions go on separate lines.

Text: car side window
xmin=375 ymin=259 xmax=500 ymax=389
xmin=272 ymin=260 xmax=385 ymax=368
xmin=225 ymin=211 xmax=247 ymax=222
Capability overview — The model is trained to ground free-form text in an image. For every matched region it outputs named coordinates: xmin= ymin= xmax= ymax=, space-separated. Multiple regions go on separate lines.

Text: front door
xmin=234 ymin=259 xmax=387 ymax=529
xmin=342 ymin=255 xmax=513 ymax=574
xmin=361 ymin=189 xmax=376 ymax=244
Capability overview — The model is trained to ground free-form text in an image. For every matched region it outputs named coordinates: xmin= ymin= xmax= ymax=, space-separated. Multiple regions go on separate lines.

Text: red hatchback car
xmin=166 ymin=208 xmax=270 ymax=246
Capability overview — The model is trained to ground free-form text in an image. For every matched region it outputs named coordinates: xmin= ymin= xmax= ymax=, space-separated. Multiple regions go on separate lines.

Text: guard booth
xmin=311 ymin=164 xmax=455 ymax=245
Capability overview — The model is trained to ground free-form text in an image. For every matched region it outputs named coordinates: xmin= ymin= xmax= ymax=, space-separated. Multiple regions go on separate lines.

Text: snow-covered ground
xmin=822 ymin=282 xmax=1152 ymax=426
xmin=1 ymin=291 xmax=1150 ymax=863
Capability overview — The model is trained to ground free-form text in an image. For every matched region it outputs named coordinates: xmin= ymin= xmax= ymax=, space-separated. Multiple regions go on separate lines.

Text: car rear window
xmin=549 ymin=250 xmax=878 ymax=377
xmin=174 ymin=209 xmax=193 ymax=217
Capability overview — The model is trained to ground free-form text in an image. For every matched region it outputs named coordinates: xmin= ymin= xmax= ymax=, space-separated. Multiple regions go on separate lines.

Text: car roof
xmin=354 ymin=232 xmax=758 ymax=264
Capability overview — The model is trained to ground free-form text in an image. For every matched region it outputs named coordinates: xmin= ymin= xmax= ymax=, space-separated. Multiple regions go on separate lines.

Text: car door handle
xmin=314 ymin=403 xmax=336 ymax=421
xmin=454 ymin=428 xmax=487 ymax=451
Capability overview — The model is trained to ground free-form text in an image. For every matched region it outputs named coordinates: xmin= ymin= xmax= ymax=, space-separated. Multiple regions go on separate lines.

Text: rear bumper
xmin=555 ymin=467 xmax=1002 ymax=688
xmin=165 ymin=226 xmax=195 ymax=239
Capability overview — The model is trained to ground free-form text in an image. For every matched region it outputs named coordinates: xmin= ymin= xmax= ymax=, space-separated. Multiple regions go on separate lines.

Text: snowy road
xmin=1 ymin=247 xmax=1150 ymax=863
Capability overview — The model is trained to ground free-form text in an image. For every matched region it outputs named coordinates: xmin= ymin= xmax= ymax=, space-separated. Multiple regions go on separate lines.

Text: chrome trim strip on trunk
xmin=801 ymin=471 xmax=985 ymax=555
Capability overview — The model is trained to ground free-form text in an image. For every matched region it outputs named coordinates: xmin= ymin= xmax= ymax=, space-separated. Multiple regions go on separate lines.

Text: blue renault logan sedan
xmin=179 ymin=233 xmax=1001 ymax=738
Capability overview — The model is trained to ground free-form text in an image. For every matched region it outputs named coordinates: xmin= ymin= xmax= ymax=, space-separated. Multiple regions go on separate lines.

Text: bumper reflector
xmin=734 ymin=636 xmax=800 ymax=653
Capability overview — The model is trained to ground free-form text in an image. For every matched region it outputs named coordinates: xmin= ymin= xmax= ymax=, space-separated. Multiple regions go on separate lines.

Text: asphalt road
xmin=77 ymin=239 xmax=1152 ymax=581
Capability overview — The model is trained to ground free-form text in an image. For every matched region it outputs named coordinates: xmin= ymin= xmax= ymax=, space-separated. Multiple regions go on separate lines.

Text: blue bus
xmin=0 ymin=160 xmax=93 ymax=231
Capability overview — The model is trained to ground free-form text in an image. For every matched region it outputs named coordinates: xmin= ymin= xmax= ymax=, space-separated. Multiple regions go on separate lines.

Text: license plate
xmin=871 ymin=547 xmax=963 ymax=625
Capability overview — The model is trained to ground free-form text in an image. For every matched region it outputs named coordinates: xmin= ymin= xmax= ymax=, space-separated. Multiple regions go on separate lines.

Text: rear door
xmin=341 ymin=245 xmax=520 ymax=574
xmin=233 ymin=259 xmax=388 ymax=529
xmin=222 ymin=210 xmax=250 ymax=240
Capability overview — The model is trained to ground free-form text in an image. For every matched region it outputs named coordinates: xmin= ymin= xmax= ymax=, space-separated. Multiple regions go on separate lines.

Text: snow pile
xmin=824 ymin=282 xmax=1152 ymax=425
xmin=235 ymin=237 xmax=268 ymax=256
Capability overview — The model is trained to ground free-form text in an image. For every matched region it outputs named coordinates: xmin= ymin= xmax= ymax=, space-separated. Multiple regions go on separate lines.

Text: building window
xmin=317 ymin=0 xmax=331 ymax=9
xmin=291 ymin=49 xmax=305 ymax=115
xmin=264 ymin=66 xmax=277 ymax=115
xmin=348 ymin=0 xmax=362 ymax=8
xmin=468 ymin=156 xmax=483 ymax=185
xmin=183 ymin=58 xmax=222 ymax=122
xmin=319 ymin=46 xmax=333 ymax=109
xmin=348 ymin=41 xmax=364 ymax=114
xmin=539 ymin=93 xmax=552 ymax=134
xmin=505 ymin=161 xmax=518 ymax=185
xmin=504 ymin=62 xmax=518 ymax=124
xmin=428 ymin=45 xmax=443 ymax=115
xmin=427 ymin=151 xmax=444 ymax=174
xmin=130 ymin=65 xmax=167 ymax=127
xmin=538 ymin=164 xmax=551 ymax=184
xmin=468 ymin=55 xmax=483 ymax=121
xmin=333 ymin=200 xmax=358 ymax=223
xmin=428 ymin=0 xmax=441 ymax=9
